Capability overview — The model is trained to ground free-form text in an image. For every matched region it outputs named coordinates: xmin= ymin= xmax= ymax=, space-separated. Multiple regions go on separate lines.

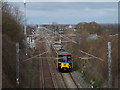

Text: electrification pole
xmin=108 ymin=42 xmax=112 ymax=88
xmin=16 ymin=43 xmax=19 ymax=86
xmin=24 ymin=0 xmax=27 ymax=56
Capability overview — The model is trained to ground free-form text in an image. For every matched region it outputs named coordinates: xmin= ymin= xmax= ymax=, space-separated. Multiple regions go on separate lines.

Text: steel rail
xmin=40 ymin=31 xmax=57 ymax=88
xmin=42 ymin=31 xmax=80 ymax=88
xmin=39 ymin=40 xmax=45 ymax=89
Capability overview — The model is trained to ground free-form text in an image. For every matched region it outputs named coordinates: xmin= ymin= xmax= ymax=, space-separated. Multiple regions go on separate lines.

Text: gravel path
xmin=71 ymin=71 xmax=91 ymax=88
xmin=61 ymin=73 xmax=77 ymax=88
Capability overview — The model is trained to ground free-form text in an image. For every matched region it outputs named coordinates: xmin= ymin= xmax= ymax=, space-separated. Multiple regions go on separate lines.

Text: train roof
xmin=57 ymin=49 xmax=71 ymax=55
xmin=52 ymin=42 xmax=71 ymax=55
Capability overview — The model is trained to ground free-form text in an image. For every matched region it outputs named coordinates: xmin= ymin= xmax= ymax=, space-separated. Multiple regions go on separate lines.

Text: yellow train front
xmin=56 ymin=49 xmax=73 ymax=72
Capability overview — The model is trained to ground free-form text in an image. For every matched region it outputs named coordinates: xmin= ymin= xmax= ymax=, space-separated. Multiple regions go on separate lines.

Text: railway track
xmin=41 ymin=31 xmax=82 ymax=88
xmin=69 ymin=73 xmax=81 ymax=88
xmin=43 ymin=35 xmax=66 ymax=88
xmin=39 ymin=48 xmax=44 ymax=88
xmin=37 ymin=38 xmax=55 ymax=88
xmin=61 ymin=73 xmax=77 ymax=88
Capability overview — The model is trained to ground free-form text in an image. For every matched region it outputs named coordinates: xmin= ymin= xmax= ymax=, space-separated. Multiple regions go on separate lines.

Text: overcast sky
xmin=12 ymin=2 xmax=118 ymax=25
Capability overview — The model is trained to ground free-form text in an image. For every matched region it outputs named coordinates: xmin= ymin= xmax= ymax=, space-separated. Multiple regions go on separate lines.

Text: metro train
xmin=52 ymin=42 xmax=73 ymax=71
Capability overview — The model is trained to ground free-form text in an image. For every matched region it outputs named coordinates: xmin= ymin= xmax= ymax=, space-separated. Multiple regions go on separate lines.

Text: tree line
xmin=2 ymin=1 xmax=26 ymax=88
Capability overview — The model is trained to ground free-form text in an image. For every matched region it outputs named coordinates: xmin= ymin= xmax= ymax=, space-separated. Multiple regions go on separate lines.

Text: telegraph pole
xmin=16 ymin=43 xmax=19 ymax=86
xmin=108 ymin=42 xmax=112 ymax=88
xmin=24 ymin=0 xmax=27 ymax=56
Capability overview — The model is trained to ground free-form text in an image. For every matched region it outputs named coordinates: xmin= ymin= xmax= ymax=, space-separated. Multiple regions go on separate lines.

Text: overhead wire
xmin=44 ymin=28 xmax=105 ymax=61
xmin=22 ymin=50 xmax=49 ymax=62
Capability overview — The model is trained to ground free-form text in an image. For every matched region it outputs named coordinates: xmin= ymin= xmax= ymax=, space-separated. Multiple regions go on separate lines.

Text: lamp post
xmin=24 ymin=0 xmax=27 ymax=55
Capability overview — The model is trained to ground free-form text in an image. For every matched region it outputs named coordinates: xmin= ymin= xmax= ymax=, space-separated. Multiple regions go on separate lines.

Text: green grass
xmin=24 ymin=53 xmax=35 ymax=88
xmin=79 ymin=70 xmax=90 ymax=82
xmin=90 ymin=80 xmax=102 ymax=88
xmin=78 ymin=69 xmax=102 ymax=88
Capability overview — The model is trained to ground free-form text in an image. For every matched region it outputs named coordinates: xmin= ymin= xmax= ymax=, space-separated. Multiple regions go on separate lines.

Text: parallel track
xmin=45 ymin=32 xmax=81 ymax=88
xmin=39 ymin=56 xmax=45 ymax=88
xmin=69 ymin=73 xmax=81 ymax=88
xmin=38 ymin=38 xmax=54 ymax=88
xmin=39 ymin=31 xmax=81 ymax=88
xmin=39 ymin=40 xmax=44 ymax=88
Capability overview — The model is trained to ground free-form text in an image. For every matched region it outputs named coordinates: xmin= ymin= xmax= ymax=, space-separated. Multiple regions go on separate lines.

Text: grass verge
xmin=22 ymin=50 xmax=35 ymax=88
xmin=79 ymin=69 xmax=103 ymax=88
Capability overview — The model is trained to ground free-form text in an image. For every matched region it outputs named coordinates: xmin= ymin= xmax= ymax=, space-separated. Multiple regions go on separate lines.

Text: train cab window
xmin=58 ymin=55 xmax=72 ymax=62
xmin=63 ymin=56 xmax=67 ymax=62
xmin=58 ymin=55 xmax=67 ymax=62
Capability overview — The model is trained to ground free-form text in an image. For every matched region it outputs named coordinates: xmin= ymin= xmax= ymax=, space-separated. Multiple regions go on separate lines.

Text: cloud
xmin=14 ymin=2 xmax=118 ymax=24
xmin=26 ymin=4 xmax=117 ymax=18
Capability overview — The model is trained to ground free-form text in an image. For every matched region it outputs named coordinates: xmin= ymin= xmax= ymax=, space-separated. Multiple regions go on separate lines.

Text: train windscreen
xmin=58 ymin=55 xmax=71 ymax=62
